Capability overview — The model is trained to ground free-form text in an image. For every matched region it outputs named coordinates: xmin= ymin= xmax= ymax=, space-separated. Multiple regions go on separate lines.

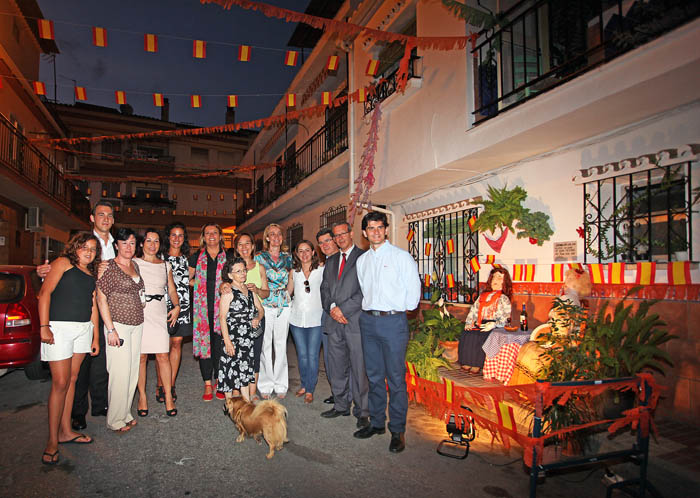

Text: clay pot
xmin=439 ymin=340 xmax=460 ymax=363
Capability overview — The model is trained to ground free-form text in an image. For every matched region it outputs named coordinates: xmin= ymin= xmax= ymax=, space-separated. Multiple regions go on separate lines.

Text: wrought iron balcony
xmin=364 ymin=48 xmax=421 ymax=116
xmin=471 ymin=0 xmax=700 ymax=123
xmin=0 ymin=114 xmax=91 ymax=221
xmin=238 ymin=108 xmax=348 ymax=225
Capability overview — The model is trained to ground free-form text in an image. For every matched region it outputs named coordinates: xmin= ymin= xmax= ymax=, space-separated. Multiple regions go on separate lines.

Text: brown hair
xmin=262 ymin=223 xmax=288 ymax=252
xmin=199 ymin=223 xmax=225 ymax=252
xmin=234 ymin=232 xmax=256 ymax=260
xmin=485 ymin=267 xmax=513 ymax=300
xmin=60 ymin=232 xmax=102 ymax=277
xmin=292 ymin=240 xmax=320 ymax=272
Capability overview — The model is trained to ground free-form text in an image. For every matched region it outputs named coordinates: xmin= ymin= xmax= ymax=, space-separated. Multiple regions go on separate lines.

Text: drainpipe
xmin=347 ymin=47 xmax=355 ymax=202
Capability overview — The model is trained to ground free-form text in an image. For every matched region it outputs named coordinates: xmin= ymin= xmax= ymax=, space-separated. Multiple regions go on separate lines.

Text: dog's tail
xmin=257 ymin=400 xmax=288 ymax=446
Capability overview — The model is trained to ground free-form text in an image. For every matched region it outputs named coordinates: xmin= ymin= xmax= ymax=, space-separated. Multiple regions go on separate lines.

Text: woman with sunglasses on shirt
xmin=286 ymin=240 xmax=324 ymax=403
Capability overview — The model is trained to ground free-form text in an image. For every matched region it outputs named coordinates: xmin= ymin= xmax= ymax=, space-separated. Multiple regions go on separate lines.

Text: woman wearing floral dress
xmin=218 ymin=257 xmax=264 ymax=401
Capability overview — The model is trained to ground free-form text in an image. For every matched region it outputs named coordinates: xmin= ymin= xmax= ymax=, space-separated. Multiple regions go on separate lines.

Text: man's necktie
xmin=338 ymin=252 xmax=346 ymax=280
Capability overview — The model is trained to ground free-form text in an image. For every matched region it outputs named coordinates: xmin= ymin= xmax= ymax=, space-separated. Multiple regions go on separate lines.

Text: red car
xmin=0 ymin=265 xmax=45 ymax=379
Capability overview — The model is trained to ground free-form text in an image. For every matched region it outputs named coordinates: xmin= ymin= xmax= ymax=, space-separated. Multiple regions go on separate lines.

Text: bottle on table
xmin=519 ymin=303 xmax=528 ymax=331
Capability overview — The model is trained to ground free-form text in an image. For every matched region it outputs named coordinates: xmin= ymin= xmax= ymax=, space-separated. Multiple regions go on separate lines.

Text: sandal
xmin=295 ymin=388 xmax=306 ymax=397
xmin=41 ymin=450 xmax=59 ymax=465
xmin=155 ymin=386 xmax=165 ymax=403
xmin=304 ymin=392 xmax=313 ymax=404
xmin=166 ymin=408 xmax=178 ymax=417
xmin=137 ymin=409 xmax=149 ymax=417
xmin=171 ymin=386 xmax=177 ymax=402
xmin=59 ymin=433 xmax=92 ymax=445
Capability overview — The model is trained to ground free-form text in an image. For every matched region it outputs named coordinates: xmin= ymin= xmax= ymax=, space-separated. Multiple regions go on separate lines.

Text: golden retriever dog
xmin=225 ymin=397 xmax=288 ymax=459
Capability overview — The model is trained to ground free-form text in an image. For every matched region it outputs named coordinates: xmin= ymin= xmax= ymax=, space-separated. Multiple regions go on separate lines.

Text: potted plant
xmin=405 ymin=331 xmax=452 ymax=383
xmin=410 ymin=290 xmax=463 ymax=362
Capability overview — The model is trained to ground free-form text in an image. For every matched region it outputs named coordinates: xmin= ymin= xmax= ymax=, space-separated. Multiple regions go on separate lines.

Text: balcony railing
xmin=237 ymin=108 xmax=348 ymax=224
xmin=0 ymin=114 xmax=91 ymax=221
xmin=364 ymin=48 xmax=420 ymax=115
xmin=471 ymin=0 xmax=700 ymax=123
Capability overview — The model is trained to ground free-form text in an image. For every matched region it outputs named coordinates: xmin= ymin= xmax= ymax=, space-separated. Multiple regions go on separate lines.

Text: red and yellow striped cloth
xmin=286 ymin=93 xmax=296 ymax=107
xmin=322 ymin=91 xmax=331 ymax=106
xmin=406 ymin=229 xmax=415 ymax=242
xmin=92 ymin=27 xmax=107 ymax=47
xmin=238 ymin=45 xmax=251 ymax=62
xmin=551 ymin=263 xmax=565 ymax=282
xmin=115 ymin=90 xmax=126 ymax=105
xmin=74 ymin=86 xmax=87 ymax=101
xmin=153 ymin=93 xmax=164 ymax=107
xmin=635 ymin=262 xmax=656 ymax=285
xmin=227 ymin=95 xmax=238 ymax=108
xmin=193 ymin=40 xmax=206 ymax=58
xmin=33 ymin=81 xmax=46 ymax=96
xmin=446 ymin=239 xmax=455 ymax=255
xmin=327 ymin=55 xmax=339 ymax=71
xmin=468 ymin=215 xmax=477 ymax=231
xmin=144 ymin=33 xmax=158 ymax=52
xmin=446 ymin=274 xmax=455 ymax=289
xmin=365 ymin=59 xmax=379 ymax=76
xmin=38 ymin=19 xmax=54 ymax=40
xmin=588 ymin=263 xmax=605 ymax=284
xmin=284 ymin=50 xmax=298 ymax=66
xmin=513 ymin=264 xmax=535 ymax=281
xmin=424 ymin=242 xmax=431 ymax=256
xmin=608 ymin=262 xmax=625 ymax=284
xmin=470 ymin=256 xmax=481 ymax=273
xmin=668 ymin=261 xmax=691 ymax=285
xmin=190 ymin=95 xmax=201 ymax=108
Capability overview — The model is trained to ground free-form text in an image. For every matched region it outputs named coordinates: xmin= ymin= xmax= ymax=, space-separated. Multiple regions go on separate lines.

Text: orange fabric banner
xmin=193 ymin=40 xmax=206 ymax=58
xmin=366 ymin=59 xmax=379 ymax=76
xmin=238 ymin=45 xmax=250 ymax=61
xmin=668 ymin=261 xmax=691 ymax=285
xmin=608 ymin=262 xmax=625 ymax=284
xmin=470 ymin=256 xmax=481 ymax=273
xmin=115 ymin=90 xmax=126 ymax=105
xmin=153 ymin=93 xmax=164 ymax=107
xmin=191 ymin=95 xmax=201 ymax=108
xmin=327 ymin=55 xmax=339 ymax=71
xmin=74 ymin=86 xmax=87 ymax=101
xmin=551 ymin=264 xmax=565 ymax=282
xmin=227 ymin=95 xmax=238 ymax=107
xmin=92 ymin=27 xmax=107 ymax=47
xmin=33 ymin=81 xmax=46 ymax=96
xmin=635 ymin=262 xmax=656 ymax=285
xmin=38 ymin=19 xmax=54 ymax=40
xmin=284 ymin=50 xmax=298 ymax=66
xmin=144 ymin=33 xmax=158 ymax=52
xmin=588 ymin=263 xmax=605 ymax=284
xmin=446 ymin=239 xmax=455 ymax=255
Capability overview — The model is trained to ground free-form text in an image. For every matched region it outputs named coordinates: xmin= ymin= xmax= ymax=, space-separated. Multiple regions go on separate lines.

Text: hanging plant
xmin=516 ymin=210 xmax=554 ymax=246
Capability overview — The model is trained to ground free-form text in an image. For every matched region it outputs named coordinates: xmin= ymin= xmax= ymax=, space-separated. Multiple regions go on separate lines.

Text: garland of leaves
xmin=348 ymin=103 xmax=382 ymax=225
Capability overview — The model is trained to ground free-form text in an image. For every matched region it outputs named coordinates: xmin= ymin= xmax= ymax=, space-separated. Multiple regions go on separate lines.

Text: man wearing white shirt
xmin=354 ymin=211 xmax=421 ymax=453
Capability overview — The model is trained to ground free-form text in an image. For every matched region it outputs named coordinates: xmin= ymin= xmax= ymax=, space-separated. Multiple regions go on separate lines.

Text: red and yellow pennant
xmin=668 ymin=261 xmax=691 ymax=285
xmin=470 ymin=256 xmax=481 ymax=273
xmin=92 ymin=27 xmax=107 ymax=47
xmin=446 ymin=273 xmax=456 ymax=289
xmin=286 ymin=93 xmax=296 ymax=107
xmin=153 ymin=93 xmax=164 ymax=107
xmin=322 ymin=91 xmax=331 ymax=106
xmin=238 ymin=45 xmax=251 ymax=62
xmin=468 ymin=215 xmax=477 ymax=231
xmin=406 ymin=362 xmax=417 ymax=386
xmin=227 ymin=95 xmax=238 ymax=107
xmin=512 ymin=264 xmax=523 ymax=281
xmin=588 ymin=263 xmax=605 ymax=284
xmin=406 ymin=229 xmax=415 ymax=242
xmin=193 ymin=40 xmax=206 ymax=58
xmin=424 ymin=242 xmax=431 ymax=256
xmin=33 ymin=81 xmax=46 ymax=96
xmin=74 ymin=86 xmax=87 ymax=101
xmin=569 ymin=263 xmax=584 ymax=271
xmin=608 ymin=262 xmax=625 ymax=285
xmin=327 ymin=54 xmax=339 ymax=71
xmin=365 ymin=59 xmax=379 ymax=76
xmin=492 ymin=263 xmax=502 ymax=269
xmin=424 ymin=274 xmax=431 ymax=287
xmin=635 ymin=262 xmax=656 ymax=285
xmin=551 ymin=263 xmax=565 ymax=283
xmin=357 ymin=88 xmax=367 ymax=103
xmin=38 ymin=19 xmax=55 ymax=40
xmin=443 ymin=378 xmax=455 ymax=405
xmin=115 ymin=90 xmax=126 ymax=105
xmin=485 ymin=255 xmax=495 ymax=264
xmin=496 ymin=401 xmax=517 ymax=432
xmin=446 ymin=239 xmax=455 ymax=255
xmin=190 ymin=95 xmax=201 ymax=108
xmin=284 ymin=50 xmax=298 ymax=66
xmin=523 ymin=264 xmax=536 ymax=281
xmin=144 ymin=33 xmax=158 ymax=53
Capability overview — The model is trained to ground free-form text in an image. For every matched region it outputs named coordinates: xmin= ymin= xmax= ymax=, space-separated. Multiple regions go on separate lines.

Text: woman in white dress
xmin=134 ymin=229 xmax=180 ymax=417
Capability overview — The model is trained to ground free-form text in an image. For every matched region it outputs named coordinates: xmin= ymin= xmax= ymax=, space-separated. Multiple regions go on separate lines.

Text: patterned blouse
xmin=96 ymin=259 xmax=145 ymax=326
xmin=255 ymin=251 xmax=292 ymax=309
xmin=464 ymin=292 xmax=511 ymax=329
xmin=165 ymin=254 xmax=190 ymax=324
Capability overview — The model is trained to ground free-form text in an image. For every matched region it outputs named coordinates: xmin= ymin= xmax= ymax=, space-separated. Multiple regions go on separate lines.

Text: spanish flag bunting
xmin=406 ymin=229 xmax=415 ymax=242
xmin=424 ymin=274 xmax=430 ymax=287
xmin=227 ymin=95 xmax=238 ymax=108
xmin=470 ymin=256 xmax=481 ymax=273
xmin=365 ymin=59 xmax=379 ymax=76
xmin=238 ymin=45 xmax=251 ymax=62
xmin=667 ymin=261 xmax=691 ymax=285
xmin=424 ymin=242 xmax=431 ymax=256
xmin=468 ymin=215 xmax=477 ymax=231
xmin=635 ymin=262 xmax=656 ymax=285
xmin=327 ymin=54 xmax=339 ymax=71
xmin=512 ymin=264 xmax=523 ymax=281
xmin=153 ymin=93 xmax=164 ymax=107
xmin=38 ymin=19 xmax=55 ymax=40
xmin=144 ymin=33 xmax=158 ymax=52
xmin=446 ymin=273 xmax=455 ymax=289
xmin=322 ymin=91 xmax=331 ymax=106
xmin=115 ymin=90 xmax=126 ymax=105
xmin=569 ymin=263 xmax=584 ymax=271
xmin=551 ymin=263 xmax=565 ymax=282
xmin=588 ymin=263 xmax=605 ymax=284
xmin=33 ymin=81 xmax=46 ymax=96
xmin=74 ymin=86 xmax=87 ymax=101
xmin=496 ymin=401 xmax=517 ymax=432
xmin=190 ymin=94 xmax=201 ymax=108
xmin=286 ymin=93 xmax=296 ymax=108
xmin=523 ymin=264 xmax=536 ymax=282
xmin=92 ymin=27 xmax=107 ymax=47
xmin=284 ymin=50 xmax=298 ymax=66
xmin=357 ymin=88 xmax=366 ymax=103
xmin=446 ymin=239 xmax=455 ymax=255
xmin=406 ymin=362 xmax=417 ymax=386
xmin=492 ymin=263 xmax=502 ymax=269
xmin=193 ymin=40 xmax=206 ymax=59
xmin=607 ymin=262 xmax=625 ymax=284
xmin=485 ymin=255 xmax=495 ymax=264
xmin=443 ymin=378 xmax=455 ymax=404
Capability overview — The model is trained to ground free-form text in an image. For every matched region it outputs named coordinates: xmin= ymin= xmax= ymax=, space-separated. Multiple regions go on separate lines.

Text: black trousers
xmin=199 ymin=318 xmax=223 ymax=382
xmin=72 ymin=320 xmax=108 ymax=417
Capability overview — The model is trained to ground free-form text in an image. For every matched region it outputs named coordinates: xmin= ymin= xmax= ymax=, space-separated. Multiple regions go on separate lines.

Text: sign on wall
xmin=553 ymin=241 xmax=577 ymax=261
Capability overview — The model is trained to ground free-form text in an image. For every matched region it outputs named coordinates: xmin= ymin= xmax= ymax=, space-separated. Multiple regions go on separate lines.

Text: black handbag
xmin=168 ymin=321 xmax=180 ymax=336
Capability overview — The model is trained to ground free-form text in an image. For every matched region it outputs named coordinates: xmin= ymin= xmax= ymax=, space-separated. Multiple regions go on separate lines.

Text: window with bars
xmin=407 ymin=207 xmax=480 ymax=304
xmin=287 ymin=223 xmax=303 ymax=251
xmin=320 ymin=205 xmax=347 ymax=230
xmin=583 ymin=161 xmax=698 ymax=263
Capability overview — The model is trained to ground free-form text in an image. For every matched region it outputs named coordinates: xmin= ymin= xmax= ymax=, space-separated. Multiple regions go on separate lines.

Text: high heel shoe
xmin=166 ymin=407 xmax=177 ymax=417
xmin=171 ymin=386 xmax=177 ymax=402
xmin=155 ymin=386 xmax=165 ymax=403
xmin=137 ymin=408 xmax=149 ymax=417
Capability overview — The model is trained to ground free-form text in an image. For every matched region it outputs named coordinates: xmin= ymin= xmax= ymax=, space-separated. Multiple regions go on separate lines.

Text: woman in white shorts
xmin=37 ymin=232 xmax=101 ymax=465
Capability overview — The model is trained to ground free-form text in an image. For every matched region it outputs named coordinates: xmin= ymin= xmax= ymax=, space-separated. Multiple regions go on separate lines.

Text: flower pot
xmin=439 ymin=340 xmax=460 ymax=363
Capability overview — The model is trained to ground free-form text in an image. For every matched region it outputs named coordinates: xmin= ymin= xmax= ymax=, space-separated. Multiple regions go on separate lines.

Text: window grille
xmin=320 ymin=205 xmax=347 ymax=231
xmin=287 ymin=223 xmax=303 ymax=251
xmin=407 ymin=207 xmax=480 ymax=304
xmin=583 ymin=161 xmax=697 ymax=263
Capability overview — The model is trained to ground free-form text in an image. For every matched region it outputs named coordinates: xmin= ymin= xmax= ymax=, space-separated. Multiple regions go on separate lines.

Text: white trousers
xmin=104 ymin=322 xmax=143 ymax=430
xmin=257 ymin=306 xmax=290 ymax=394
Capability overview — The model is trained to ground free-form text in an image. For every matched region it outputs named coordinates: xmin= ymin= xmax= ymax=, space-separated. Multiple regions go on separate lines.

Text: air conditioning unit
xmin=25 ymin=207 xmax=43 ymax=232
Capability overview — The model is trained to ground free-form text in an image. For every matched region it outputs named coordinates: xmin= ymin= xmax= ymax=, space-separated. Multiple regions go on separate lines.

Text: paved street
xmin=1 ymin=339 xmax=698 ymax=498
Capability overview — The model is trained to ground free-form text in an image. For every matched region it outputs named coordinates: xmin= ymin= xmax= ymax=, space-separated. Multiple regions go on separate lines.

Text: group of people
xmin=37 ymin=200 xmax=422 ymax=464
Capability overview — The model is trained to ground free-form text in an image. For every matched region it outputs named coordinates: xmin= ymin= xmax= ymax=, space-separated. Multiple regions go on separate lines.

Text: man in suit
xmin=316 ymin=228 xmax=340 ymax=405
xmin=319 ymin=222 xmax=370 ymax=430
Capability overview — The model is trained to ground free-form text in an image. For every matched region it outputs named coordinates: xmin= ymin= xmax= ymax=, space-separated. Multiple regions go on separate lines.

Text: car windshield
xmin=0 ymin=274 xmax=24 ymax=303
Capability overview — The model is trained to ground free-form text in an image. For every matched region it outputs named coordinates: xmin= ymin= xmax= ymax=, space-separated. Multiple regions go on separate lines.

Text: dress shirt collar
xmin=340 ymin=245 xmax=355 ymax=258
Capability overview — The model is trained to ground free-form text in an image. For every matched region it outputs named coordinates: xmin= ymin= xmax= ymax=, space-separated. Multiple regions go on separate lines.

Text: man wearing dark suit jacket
xmin=319 ymin=222 xmax=370 ymax=430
